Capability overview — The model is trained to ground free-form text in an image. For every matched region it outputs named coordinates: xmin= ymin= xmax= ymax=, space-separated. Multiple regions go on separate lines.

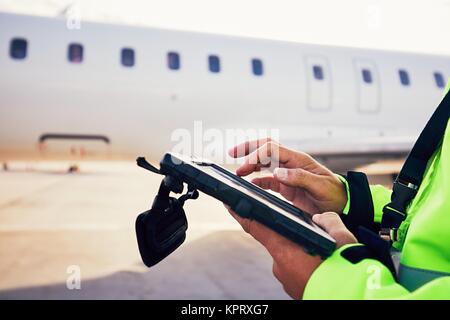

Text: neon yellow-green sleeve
xmin=336 ymin=174 xmax=350 ymax=214
xmin=303 ymin=244 xmax=450 ymax=299
xmin=304 ymin=80 xmax=450 ymax=300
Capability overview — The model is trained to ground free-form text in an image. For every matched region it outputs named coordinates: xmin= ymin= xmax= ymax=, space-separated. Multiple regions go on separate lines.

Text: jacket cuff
xmin=335 ymin=174 xmax=350 ymax=215
xmin=303 ymin=244 xmax=363 ymax=299
xmin=340 ymin=171 xmax=380 ymax=236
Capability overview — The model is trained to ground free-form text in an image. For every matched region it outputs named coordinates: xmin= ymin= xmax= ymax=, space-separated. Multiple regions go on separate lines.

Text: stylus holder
xmin=135 ymin=157 xmax=199 ymax=267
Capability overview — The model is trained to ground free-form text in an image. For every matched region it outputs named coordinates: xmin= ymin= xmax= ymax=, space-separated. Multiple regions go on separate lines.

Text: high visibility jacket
xmin=303 ymin=82 xmax=450 ymax=299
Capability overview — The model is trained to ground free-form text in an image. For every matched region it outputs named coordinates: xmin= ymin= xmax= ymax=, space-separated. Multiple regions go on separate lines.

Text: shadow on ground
xmin=0 ymin=230 xmax=289 ymax=299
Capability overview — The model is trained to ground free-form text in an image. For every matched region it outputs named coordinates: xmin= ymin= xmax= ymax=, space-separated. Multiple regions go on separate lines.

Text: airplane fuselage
xmin=0 ymin=12 xmax=449 ymax=167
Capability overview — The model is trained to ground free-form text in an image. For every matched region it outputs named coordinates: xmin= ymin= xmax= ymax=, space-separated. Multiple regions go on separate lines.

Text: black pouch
xmin=134 ymin=158 xmax=199 ymax=267
xmin=135 ymin=197 xmax=188 ymax=267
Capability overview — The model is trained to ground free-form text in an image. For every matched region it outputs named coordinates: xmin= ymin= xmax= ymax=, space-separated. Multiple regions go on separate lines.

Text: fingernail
xmin=274 ymin=167 xmax=288 ymax=180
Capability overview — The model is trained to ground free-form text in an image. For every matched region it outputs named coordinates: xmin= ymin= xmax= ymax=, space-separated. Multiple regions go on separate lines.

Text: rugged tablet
xmin=159 ymin=152 xmax=336 ymax=258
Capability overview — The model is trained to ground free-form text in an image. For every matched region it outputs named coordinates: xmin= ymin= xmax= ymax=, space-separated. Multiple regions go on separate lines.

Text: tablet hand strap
xmin=135 ymin=158 xmax=199 ymax=267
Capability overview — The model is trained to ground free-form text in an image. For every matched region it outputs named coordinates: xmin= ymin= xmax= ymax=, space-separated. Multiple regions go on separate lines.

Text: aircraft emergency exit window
xmin=434 ymin=72 xmax=445 ymax=89
xmin=68 ymin=43 xmax=83 ymax=63
xmin=167 ymin=52 xmax=180 ymax=70
xmin=361 ymin=69 xmax=373 ymax=84
xmin=251 ymin=58 xmax=264 ymax=76
xmin=121 ymin=48 xmax=135 ymax=67
xmin=312 ymin=65 xmax=324 ymax=80
xmin=399 ymin=69 xmax=410 ymax=86
xmin=10 ymin=38 xmax=27 ymax=60
xmin=208 ymin=55 xmax=221 ymax=73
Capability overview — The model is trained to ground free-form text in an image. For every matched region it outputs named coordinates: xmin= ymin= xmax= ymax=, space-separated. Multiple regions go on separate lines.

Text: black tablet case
xmin=159 ymin=153 xmax=336 ymax=258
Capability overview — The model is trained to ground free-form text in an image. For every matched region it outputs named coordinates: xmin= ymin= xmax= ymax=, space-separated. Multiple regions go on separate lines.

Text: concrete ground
xmin=0 ymin=161 xmax=289 ymax=299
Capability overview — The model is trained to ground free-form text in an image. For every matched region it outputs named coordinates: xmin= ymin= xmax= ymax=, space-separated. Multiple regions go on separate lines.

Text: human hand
xmin=225 ymin=206 xmax=357 ymax=299
xmin=228 ymin=138 xmax=348 ymax=215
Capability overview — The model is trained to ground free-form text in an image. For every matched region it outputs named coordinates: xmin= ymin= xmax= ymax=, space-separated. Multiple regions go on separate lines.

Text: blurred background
xmin=0 ymin=0 xmax=449 ymax=299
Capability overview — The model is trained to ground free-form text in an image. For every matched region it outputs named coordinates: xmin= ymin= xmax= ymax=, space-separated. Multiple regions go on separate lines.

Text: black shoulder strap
xmin=381 ymin=90 xmax=450 ymax=240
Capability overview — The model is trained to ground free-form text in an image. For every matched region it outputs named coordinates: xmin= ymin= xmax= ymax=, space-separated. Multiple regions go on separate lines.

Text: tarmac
xmin=0 ymin=161 xmax=289 ymax=299
xmin=0 ymin=159 xmax=396 ymax=300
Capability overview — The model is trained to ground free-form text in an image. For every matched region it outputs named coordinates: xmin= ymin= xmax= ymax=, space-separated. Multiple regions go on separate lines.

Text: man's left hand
xmin=225 ymin=207 xmax=357 ymax=299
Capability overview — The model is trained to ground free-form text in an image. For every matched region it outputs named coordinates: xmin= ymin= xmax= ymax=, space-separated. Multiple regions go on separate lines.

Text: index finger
xmin=228 ymin=137 xmax=273 ymax=158
xmin=235 ymin=142 xmax=292 ymax=176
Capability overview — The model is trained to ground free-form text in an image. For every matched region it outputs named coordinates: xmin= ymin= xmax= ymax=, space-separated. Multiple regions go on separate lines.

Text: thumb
xmin=274 ymin=167 xmax=317 ymax=189
xmin=312 ymin=212 xmax=357 ymax=248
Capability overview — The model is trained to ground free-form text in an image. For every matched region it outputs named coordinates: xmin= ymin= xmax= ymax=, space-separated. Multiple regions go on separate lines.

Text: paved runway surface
xmin=0 ymin=161 xmax=289 ymax=299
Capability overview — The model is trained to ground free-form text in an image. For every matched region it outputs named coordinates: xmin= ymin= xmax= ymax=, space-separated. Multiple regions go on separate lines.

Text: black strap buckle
xmin=381 ymin=179 xmax=418 ymax=241
xmin=390 ymin=179 xmax=419 ymax=212
xmin=379 ymin=227 xmax=399 ymax=242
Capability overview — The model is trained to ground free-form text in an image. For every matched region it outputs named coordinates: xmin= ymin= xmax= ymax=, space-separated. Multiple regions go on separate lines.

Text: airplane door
xmin=38 ymin=134 xmax=111 ymax=160
xmin=354 ymin=59 xmax=380 ymax=113
xmin=305 ymin=56 xmax=332 ymax=111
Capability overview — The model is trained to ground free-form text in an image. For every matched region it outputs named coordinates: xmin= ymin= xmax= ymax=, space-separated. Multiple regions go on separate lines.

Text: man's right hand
xmin=228 ymin=138 xmax=348 ymax=216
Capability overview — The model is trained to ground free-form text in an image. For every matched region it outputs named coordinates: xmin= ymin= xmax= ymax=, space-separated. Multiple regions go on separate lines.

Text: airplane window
xmin=208 ymin=55 xmax=220 ymax=73
xmin=434 ymin=72 xmax=445 ymax=89
xmin=399 ymin=69 xmax=410 ymax=86
xmin=121 ymin=48 xmax=135 ymax=67
xmin=68 ymin=43 xmax=83 ymax=63
xmin=361 ymin=69 xmax=373 ymax=84
xmin=10 ymin=38 xmax=27 ymax=60
xmin=251 ymin=58 xmax=264 ymax=76
xmin=167 ymin=51 xmax=180 ymax=70
xmin=312 ymin=65 xmax=324 ymax=80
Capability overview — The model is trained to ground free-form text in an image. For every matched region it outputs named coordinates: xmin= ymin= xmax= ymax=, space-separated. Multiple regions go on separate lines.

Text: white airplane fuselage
xmin=0 ymin=12 xmax=449 ymax=169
